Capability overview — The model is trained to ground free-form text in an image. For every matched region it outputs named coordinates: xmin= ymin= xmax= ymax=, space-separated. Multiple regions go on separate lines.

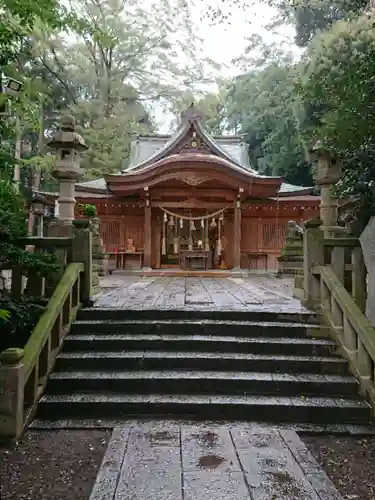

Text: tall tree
xmin=0 ymin=0 xmax=63 ymax=67
xmin=29 ymin=0 xmax=216 ymax=178
xmin=280 ymin=0 xmax=369 ymax=46
xmin=298 ymin=12 xmax=375 ymax=228
xmin=223 ymin=61 xmax=311 ymax=186
xmin=204 ymin=0 xmax=369 ymax=46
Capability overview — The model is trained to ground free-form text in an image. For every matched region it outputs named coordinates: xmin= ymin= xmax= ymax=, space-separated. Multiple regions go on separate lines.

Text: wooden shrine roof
xmin=70 ymin=105 xmax=318 ymax=199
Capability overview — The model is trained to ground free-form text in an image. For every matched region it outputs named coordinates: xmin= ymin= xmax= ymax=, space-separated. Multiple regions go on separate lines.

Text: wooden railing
xmin=0 ymin=228 xmax=92 ymax=440
xmin=304 ymin=228 xmax=375 ymax=409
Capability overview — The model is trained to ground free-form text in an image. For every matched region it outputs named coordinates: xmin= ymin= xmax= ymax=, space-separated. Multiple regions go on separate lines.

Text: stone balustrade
xmin=303 ymin=228 xmax=375 ymax=412
xmin=0 ymin=228 xmax=92 ymax=440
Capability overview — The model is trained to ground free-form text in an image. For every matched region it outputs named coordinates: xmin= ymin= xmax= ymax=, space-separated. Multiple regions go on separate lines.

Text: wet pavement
xmin=87 ymin=277 xmax=345 ymax=498
xmin=89 ymin=421 xmax=343 ymax=500
xmin=94 ymin=275 xmax=307 ymax=312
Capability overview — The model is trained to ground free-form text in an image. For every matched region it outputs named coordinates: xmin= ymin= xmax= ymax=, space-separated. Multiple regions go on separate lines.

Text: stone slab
xmin=182 ymin=426 xmax=241 ymax=472
xmin=115 ymin=470 xmax=182 ymax=500
xmin=183 ymin=470 xmax=250 ymax=500
xmin=280 ymin=430 xmax=343 ymax=499
xmin=93 ymin=276 xmax=311 ymax=313
xmin=88 ymin=422 xmax=344 ymax=500
xmin=89 ymin=426 xmax=130 ymax=500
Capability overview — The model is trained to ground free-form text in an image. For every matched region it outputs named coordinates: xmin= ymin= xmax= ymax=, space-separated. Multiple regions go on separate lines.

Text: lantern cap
xmin=47 ymin=114 xmax=88 ymax=151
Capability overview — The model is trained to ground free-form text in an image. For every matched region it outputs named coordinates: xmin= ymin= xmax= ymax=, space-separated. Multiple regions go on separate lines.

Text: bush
xmin=0 ymin=152 xmax=59 ymax=352
xmin=0 ymin=297 xmax=45 ymax=352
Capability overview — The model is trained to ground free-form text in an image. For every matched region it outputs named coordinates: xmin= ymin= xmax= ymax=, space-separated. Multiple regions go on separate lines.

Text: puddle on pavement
xmin=197 ymin=454 xmax=225 ymax=469
xmin=192 ymin=430 xmax=219 ymax=448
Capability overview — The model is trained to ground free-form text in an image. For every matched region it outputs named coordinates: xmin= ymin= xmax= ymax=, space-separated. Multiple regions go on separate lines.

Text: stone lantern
xmin=311 ymin=141 xmax=344 ymax=238
xmin=47 ymin=115 xmax=87 ymax=235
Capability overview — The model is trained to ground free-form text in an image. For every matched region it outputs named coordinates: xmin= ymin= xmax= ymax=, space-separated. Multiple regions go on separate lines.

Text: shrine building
xmin=71 ymin=108 xmax=320 ymax=272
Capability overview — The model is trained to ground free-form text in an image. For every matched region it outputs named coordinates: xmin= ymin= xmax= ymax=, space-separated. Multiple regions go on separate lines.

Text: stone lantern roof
xmin=47 ymin=115 xmax=88 ymax=151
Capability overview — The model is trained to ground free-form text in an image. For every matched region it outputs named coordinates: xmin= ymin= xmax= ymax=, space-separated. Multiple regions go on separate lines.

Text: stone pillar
xmin=91 ymin=217 xmax=108 ymax=278
xmin=0 ymin=348 xmax=24 ymax=440
xmin=143 ymin=190 xmax=152 ymax=269
xmin=232 ymin=196 xmax=242 ymax=270
xmin=72 ymin=226 xmax=93 ymax=306
xmin=312 ymin=144 xmax=342 ymax=238
xmin=47 ymin=115 xmax=88 ymax=236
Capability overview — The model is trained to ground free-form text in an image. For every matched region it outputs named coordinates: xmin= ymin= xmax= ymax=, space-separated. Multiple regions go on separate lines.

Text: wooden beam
xmin=151 ymin=200 xmax=232 ymax=209
xmin=150 ymin=188 xmax=236 ymax=200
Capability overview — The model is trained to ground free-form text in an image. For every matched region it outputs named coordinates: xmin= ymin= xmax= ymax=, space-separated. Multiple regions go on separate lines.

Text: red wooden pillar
xmin=232 ymin=203 xmax=241 ymax=269
xmin=143 ymin=199 xmax=152 ymax=269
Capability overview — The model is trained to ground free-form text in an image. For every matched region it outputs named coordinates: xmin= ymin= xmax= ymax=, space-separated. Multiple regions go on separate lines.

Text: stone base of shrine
xmin=106 ymin=268 xmax=276 ymax=278
xmin=140 ymin=269 xmax=241 ymax=278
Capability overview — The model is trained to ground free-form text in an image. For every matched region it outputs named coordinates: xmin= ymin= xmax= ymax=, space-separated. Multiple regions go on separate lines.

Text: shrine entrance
xmin=159 ymin=207 xmax=230 ymax=271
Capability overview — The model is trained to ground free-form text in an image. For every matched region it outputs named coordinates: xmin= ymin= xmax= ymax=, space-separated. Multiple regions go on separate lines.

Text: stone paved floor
xmin=94 ymin=275 xmax=307 ymax=312
xmin=89 ymin=421 xmax=343 ymax=500
xmin=89 ymin=277 xmax=335 ymax=498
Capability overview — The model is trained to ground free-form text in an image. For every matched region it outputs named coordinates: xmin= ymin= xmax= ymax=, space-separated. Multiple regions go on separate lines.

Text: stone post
xmin=72 ymin=226 xmax=93 ymax=306
xmin=91 ymin=217 xmax=108 ymax=279
xmin=359 ymin=217 xmax=375 ymax=325
xmin=0 ymin=348 xmax=24 ymax=440
xmin=47 ymin=115 xmax=88 ymax=236
xmin=303 ymin=228 xmax=324 ymax=308
xmin=312 ymin=143 xmax=342 ymax=238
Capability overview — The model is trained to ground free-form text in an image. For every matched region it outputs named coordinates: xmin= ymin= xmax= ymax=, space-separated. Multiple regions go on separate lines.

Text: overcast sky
xmin=155 ymin=0 xmax=297 ymax=132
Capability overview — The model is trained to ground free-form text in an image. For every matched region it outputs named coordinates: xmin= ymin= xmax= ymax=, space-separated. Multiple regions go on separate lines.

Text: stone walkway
xmin=94 ymin=275 xmax=307 ymax=312
xmin=89 ymin=421 xmax=342 ymax=500
xmin=88 ymin=276 xmax=342 ymax=498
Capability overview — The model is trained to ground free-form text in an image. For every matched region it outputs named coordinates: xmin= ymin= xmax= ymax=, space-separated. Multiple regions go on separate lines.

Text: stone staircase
xmin=35 ymin=308 xmax=372 ymax=425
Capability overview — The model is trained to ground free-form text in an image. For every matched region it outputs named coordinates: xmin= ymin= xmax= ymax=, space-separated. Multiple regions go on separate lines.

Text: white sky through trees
xmin=155 ymin=0 xmax=298 ymax=132
xmin=61 ymin=0 xmax=297 ymax=132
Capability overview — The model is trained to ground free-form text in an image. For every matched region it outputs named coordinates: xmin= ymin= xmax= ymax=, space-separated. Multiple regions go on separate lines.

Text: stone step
xmin=46 ymin=370 xmax=359 ymax=397
xmin=28 ymin=418 xmax=375 ymax=434
xmin=36 ymin=393 xmax=372 ymax=425
xmin=70 ymin=319 xmax=326 ymax=337
xmin=55 ymin=351 xmax=349 ymax=374
xmin=78 ymin=308 xmax=319 ymax=324
xmin=64 ymin=334 xmax=337 ymax=356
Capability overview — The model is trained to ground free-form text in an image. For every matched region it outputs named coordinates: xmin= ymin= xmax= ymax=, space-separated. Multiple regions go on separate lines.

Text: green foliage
xmin=0 ymin=297 xmax=45 ymax=352
xmin=224 ymin=63 xmax=312 ymax=186
xmin=0 ymin=0 xmax=69 ymax=66
xmin=0 ymin=150 xmax=58 ymax=352
xmin=32 ymin=0 xmax=215 ymax=179
xmin=0 ymin=177 xmax=58 ymax=275
xmin=280 ymin=0 xmax=369 ymax=47
xmin=80 ymin=203 xmax=97 ymax=218
xmin=298 ymin=13 xmax=375 ymax=228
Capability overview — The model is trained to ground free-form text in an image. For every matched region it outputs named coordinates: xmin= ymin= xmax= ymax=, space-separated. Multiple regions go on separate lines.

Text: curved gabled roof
xmin=75 ymin=108 xmax=316 ymax=198
xmin=126 ymin=113 xmax=261 ymax=175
